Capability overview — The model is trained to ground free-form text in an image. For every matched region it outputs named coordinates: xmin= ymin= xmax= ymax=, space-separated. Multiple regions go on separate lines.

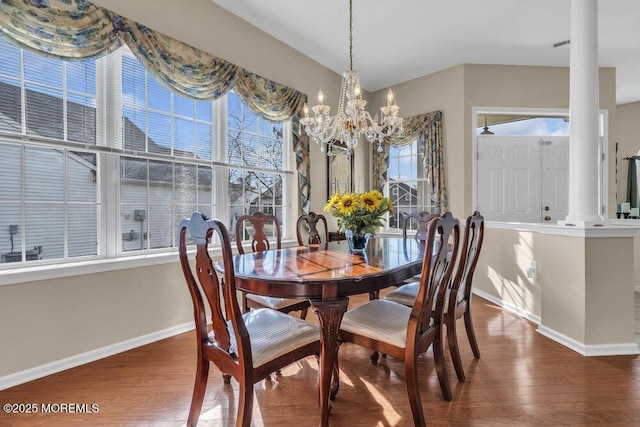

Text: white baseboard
xmin=537 ymin=325 xmax=640 ymax=356
xmin=473 ymin=289 xmax=640 ymax=356
xmin=0 ymin=322 xmax=194 ymax=391
xmin=472 ymin=288 xmax=541 ymax=325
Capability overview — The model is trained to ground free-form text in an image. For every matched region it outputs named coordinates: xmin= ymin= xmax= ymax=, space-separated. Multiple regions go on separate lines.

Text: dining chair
xmin=178 ymin=212 xmax=320 ymax=427
xmin=386 ymin=211 xmax=485 ymax=383
xmin=445 ymin=210 xmax=485 ymax=382
xmin=385 ymin=211 xmax=440 ymax=304
xmin=235 ymin=211 xmax=311 ymax=319
xmin=296 ymin=211 xmax=329 ymax=246
xmin=372 ymin=211 xmax=439 ymax=303
xmin=337 ymin=212 xmax=460 ymax=425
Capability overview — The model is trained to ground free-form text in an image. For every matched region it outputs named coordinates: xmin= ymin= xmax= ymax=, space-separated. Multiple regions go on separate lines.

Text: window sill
xmin=0 ymin=238 xmax=302 ymax=287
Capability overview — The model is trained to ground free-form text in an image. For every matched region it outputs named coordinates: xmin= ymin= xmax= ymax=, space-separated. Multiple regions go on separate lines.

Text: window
xmin=386 ymin=140 xmax=433 ymax=230
xmin=0 ymin=39 xmax=292 ymax=267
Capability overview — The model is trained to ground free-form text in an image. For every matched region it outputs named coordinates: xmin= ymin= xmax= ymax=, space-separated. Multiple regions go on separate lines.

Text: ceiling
xmin=212 ymin=0 xmax=640 ymax=105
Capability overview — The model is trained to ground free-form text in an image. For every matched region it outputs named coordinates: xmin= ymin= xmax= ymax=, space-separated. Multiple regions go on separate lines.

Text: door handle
xmin=544 ymin=216 xmax=551 ymax=221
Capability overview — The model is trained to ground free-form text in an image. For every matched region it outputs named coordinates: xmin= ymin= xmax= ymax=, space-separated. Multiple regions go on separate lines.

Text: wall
xmin=616 ymin=102 xmax=640 ymax=290
xmin=474 ymin=225 xmax=637 ymax=353
xmin=368 ymin=65 xmax=465 ymax=215
xmin=616 ymin=101 xmax=640 ymax=204
xmin=0 ymin=0 xmax=345 ymax=384
xmin=463 ymin=64 xmax=617 ymax=217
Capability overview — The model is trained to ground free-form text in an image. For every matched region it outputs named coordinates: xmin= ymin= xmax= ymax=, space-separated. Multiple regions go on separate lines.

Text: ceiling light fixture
xmin=480 ymin=117 xmax=494 ymax=135
xmin=300 ymin=0 xmax=403 ymax=155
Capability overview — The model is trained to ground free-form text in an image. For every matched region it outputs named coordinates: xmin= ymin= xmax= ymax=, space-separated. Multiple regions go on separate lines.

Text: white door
xmin=477 ymin=136 xmax=542 ymax=222
xmin=540 ymin=137 xmax=570 ymax=223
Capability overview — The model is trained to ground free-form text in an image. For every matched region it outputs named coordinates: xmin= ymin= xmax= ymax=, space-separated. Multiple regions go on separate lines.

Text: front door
xmin=477 ymin=136 xmax=569 ymax=223
xmin=540 ymin=137 xmax=570 ymax=223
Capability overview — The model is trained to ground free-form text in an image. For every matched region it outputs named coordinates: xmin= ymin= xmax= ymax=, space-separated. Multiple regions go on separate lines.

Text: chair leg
xmin=299 ymin=307 xmax=308 ymax=320
xmin=242 ymin=292 xmax=249 ymax=313
xmin=187 ymin=357 xmax=210 ymax=427
xmin=368 ymin=290 xmax=379 ymax=300
xmin=433 ymin=329 xmax=452 ymax=401
xmin=405 ymin=354 xmax=426 ymax=427
xmin=447 ymin=317 xmax=466 ymax=382
xmin=236 ymin=381 xmax=254 ymax=427
xmin=464 ymin=309 xmax=481 ymax=358
xmin=370 ymin=350 xmax=380 ymax=365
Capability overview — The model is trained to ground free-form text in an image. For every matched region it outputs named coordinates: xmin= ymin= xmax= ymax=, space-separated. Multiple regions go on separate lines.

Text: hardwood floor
xmin=2 ymin=292 xmax=640 ymax=426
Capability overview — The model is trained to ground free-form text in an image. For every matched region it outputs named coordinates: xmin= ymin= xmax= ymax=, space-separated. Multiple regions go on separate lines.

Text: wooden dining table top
xmin=216 ymin=236 xmax=428 ymax=300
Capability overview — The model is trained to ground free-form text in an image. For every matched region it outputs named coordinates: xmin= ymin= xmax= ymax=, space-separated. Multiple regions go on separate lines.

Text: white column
xmin=564 ymin=0 xmax=602 ymax=225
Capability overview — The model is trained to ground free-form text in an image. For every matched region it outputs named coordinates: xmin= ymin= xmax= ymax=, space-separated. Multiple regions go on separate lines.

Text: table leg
xmin=310 ymin=298 xmax=349 ymax=427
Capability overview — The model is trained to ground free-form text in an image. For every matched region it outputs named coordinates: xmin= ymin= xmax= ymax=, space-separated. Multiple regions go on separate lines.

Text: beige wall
xmin=369 ymin=64 xmax=617 ymax=218
xmin=463 ymin=65 xmax=617 ymax=217
xmin=475 ymin=228 xmax=636 ymax=347
xmin=0 ymin=263 xmax=188 ymax=376
xmin=616 ymin=102 xmax=640 ymax=290
xmin=369 ymin=65 xmax=466 ymax=215
xmin=616 ymin=101 xmax=640 ymax=203
xmin=1 ymin=0 xmax=347 ymax=380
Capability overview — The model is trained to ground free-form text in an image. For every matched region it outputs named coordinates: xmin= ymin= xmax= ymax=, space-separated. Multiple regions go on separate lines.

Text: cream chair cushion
xmin=246 ymin=294 xmax=308 ymax=310
xmin=340 ymin=300 xmax=411 ymax=348
xmin=385 ymin=282 xmax=419 ymax=306
xmin=385 ymin=284 xmax=453 ymax=312
xmin=211 ymin=308 xmax=319 ymax=368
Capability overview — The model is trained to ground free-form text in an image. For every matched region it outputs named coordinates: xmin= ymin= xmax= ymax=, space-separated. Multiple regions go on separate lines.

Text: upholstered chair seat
xmin=214 ymin=308 xmax=319 ymax=368
xmin=340 ymin=300 xmax=412 ymax=348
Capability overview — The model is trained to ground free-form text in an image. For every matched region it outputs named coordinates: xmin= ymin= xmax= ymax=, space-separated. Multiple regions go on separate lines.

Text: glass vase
xmin=345 ymin=230 xmax=371 ymax=254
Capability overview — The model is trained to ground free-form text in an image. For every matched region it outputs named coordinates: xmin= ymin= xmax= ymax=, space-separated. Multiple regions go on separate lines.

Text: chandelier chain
xmin=349 ymin=0 xmax=353 ymax=71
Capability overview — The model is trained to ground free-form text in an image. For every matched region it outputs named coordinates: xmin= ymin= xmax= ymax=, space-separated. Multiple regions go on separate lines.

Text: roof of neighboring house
xmin=0 ymin=80 xmax=211 ymax=185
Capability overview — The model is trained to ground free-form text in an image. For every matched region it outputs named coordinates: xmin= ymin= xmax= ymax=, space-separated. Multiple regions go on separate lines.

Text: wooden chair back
xmin=449 ymin=211 xmax=485 ymax=313
xmin=235 ymin=211 xmax=282 ymax=254
xmin=412 ymin=212 xmax=460 ymax=345
xmin=178 ymin=212 xmax=249 ymax=375
xmin=296 ymin=211 xmax=329 ymax=246
xmin=402 ymin=211 xmax=439 ymax=242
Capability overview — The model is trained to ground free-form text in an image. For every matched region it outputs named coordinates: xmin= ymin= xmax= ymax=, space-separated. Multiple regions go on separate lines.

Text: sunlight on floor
xmin=360 ymin=377 xmax=402 ymax=426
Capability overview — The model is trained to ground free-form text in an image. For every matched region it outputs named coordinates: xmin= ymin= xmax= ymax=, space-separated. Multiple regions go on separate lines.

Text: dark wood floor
xmin=2 ymin=292 xmax=640 ymax=426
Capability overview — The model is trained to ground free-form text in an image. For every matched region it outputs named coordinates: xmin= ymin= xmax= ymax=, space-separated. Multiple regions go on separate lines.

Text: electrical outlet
xmin=526 ymin=261 xmax=538 ymax=279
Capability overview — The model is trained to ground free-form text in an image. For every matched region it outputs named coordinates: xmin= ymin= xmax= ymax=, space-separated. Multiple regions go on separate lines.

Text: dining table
xmin=215 ymin=236 xmax=427 ymax=427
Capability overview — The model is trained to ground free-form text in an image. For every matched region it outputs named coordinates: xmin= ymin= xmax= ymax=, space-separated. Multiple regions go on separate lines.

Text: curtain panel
xmin=0 ymin=0 xmax=310 ymax=213
xmin=372 ymin=111 xmax=447 ymax=214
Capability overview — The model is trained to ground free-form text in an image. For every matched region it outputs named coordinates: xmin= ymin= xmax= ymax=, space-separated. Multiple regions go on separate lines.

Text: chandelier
xmin=300 ymin=0 xmax=403 ymax=155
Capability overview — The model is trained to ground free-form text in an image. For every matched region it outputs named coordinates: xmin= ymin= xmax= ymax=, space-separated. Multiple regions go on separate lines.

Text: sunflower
xmin=324 ymin=192 xmax=342 ymax=212
xmin=369 ymin=189 xmax=384 ymax=200
xmin=337 ymin=193 xmax=359 ymax=216
xmin=361 ymin=192 xmax=381 ymax=212
xmin=386 ymin=198 xmax=394 ymax=215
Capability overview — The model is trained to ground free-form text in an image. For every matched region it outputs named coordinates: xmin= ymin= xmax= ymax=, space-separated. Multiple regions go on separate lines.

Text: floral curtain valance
xmin=0 ymin=0 xmax=310 ymax=213
xmin=373 ymin=111 xmax=448 ymax=214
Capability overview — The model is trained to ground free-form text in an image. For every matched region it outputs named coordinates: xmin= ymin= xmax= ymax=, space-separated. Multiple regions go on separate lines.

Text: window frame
xmin=384 ymin=139 xmax=433 ymax=232
xmin=0 ymin=42 xmax=294 ymax=282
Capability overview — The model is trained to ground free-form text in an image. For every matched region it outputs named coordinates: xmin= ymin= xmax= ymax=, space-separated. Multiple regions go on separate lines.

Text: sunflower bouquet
xmin=324 ymin=190 xmax=394 ymax=235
